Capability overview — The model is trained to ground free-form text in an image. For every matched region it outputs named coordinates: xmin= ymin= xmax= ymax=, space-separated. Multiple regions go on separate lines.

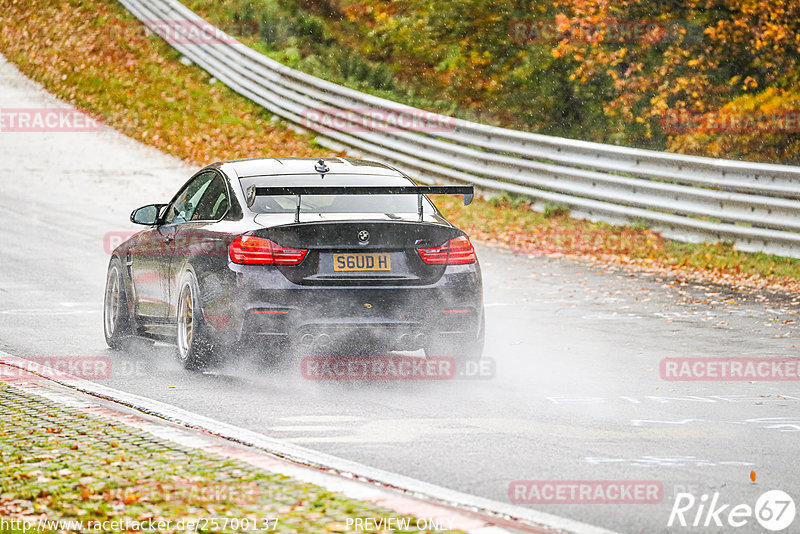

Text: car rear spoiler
xmin=248 ymin=185 xmax=474 ymax=222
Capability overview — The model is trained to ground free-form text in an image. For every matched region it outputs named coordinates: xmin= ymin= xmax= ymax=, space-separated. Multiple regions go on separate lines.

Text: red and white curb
xmin=0 ymin=352 xmax=618 ymax=534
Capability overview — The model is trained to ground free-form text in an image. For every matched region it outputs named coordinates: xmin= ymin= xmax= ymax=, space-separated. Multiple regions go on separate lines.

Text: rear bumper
xmin=200 ymin=263 xmax=483 ymax=350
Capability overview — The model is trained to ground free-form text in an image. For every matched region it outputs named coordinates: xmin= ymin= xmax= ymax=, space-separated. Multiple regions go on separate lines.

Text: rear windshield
xmin=240 ymin=174 xmax=436 ymax=215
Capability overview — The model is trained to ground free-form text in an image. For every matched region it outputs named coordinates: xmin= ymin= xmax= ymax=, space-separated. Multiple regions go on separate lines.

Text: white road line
xmin=269 ymin=425 xmax=346 ymax=432
xmin=279 ymin=415 xmax=367 ymax=422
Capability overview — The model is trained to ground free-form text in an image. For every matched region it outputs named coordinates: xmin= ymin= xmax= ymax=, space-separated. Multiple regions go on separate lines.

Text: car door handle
xmin=164 ymin=235 xmax=175 ymax=244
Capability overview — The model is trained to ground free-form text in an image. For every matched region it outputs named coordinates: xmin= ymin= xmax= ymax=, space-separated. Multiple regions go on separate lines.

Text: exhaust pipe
xmin=317 ymin=333 xmax=331 ymax=347
xmin=300 ymin=333 xmax=315 ymax=346
xmin=414 ymin=333 xmax=427 ymax=346
xmin=398 ymin=333 xmax=412 ymax=346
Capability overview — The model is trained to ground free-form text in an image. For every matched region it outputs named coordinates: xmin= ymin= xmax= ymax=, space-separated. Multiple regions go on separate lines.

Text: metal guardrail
xmin=119 ymin=0 xmax=800 ymax=258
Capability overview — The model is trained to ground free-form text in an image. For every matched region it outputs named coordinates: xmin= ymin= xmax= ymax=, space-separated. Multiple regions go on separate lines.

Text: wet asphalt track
xmin=1 ymin=55 xmax=799 ymax=533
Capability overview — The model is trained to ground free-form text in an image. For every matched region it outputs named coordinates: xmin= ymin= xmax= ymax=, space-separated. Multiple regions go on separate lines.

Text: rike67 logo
xmin=669 ymin=490 xmax=795 ymax=531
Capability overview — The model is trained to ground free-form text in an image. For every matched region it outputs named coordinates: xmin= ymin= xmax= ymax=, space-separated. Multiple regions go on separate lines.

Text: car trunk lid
xmin=250 ymin=219 xmax=461 ymax=286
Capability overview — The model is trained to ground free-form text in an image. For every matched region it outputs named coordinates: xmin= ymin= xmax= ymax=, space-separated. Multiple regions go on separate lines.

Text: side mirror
xmin=130 ymin=204 xmax=162 ymax=225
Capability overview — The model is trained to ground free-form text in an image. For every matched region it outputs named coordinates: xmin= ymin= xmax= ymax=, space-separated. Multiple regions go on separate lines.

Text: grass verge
xmin=0 ymin=382 xmax=463 ymax=533
xmin=435 ymin=195 xmax=800 ymax=291
xmin=0 ymin=0 xmax=797 ymax=291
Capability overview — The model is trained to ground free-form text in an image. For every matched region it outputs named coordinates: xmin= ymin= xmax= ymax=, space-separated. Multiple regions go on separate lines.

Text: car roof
xmin=210 ymin=157 xmax=405 ymax=179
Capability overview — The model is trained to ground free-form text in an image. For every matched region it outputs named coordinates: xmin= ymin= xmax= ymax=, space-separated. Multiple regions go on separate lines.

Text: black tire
xmin=425 ymin=313 xmax=485 ymax=362
xmin=103 ymin=258 xmax=133 ymax=349
xmin=175 ymin=272 xmax=214 ymax=370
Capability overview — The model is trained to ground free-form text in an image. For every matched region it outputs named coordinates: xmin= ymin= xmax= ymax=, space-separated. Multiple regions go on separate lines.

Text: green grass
xmin=435 ymin=195 xmax=800 ymax=283
xmin=0 ymin=384 xmax=463 ymax=533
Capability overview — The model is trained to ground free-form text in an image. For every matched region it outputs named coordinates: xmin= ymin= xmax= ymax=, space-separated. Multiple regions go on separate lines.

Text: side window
xmin=163 ymin=172 xmax=216 ymax=225
xmin=191 ymin=175 xmax=230 ymax=221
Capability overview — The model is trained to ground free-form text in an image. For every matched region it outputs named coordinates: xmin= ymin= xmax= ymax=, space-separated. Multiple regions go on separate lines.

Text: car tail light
xmin=417 ymin=243 xmax=448 ymax=265
xmin=417 ymin=236 xmax=476 ymax=265
xmin=446 ymin=236 xmax=477 ymax=264
xmin=229 ymin=235 xmax=308 ymax=265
